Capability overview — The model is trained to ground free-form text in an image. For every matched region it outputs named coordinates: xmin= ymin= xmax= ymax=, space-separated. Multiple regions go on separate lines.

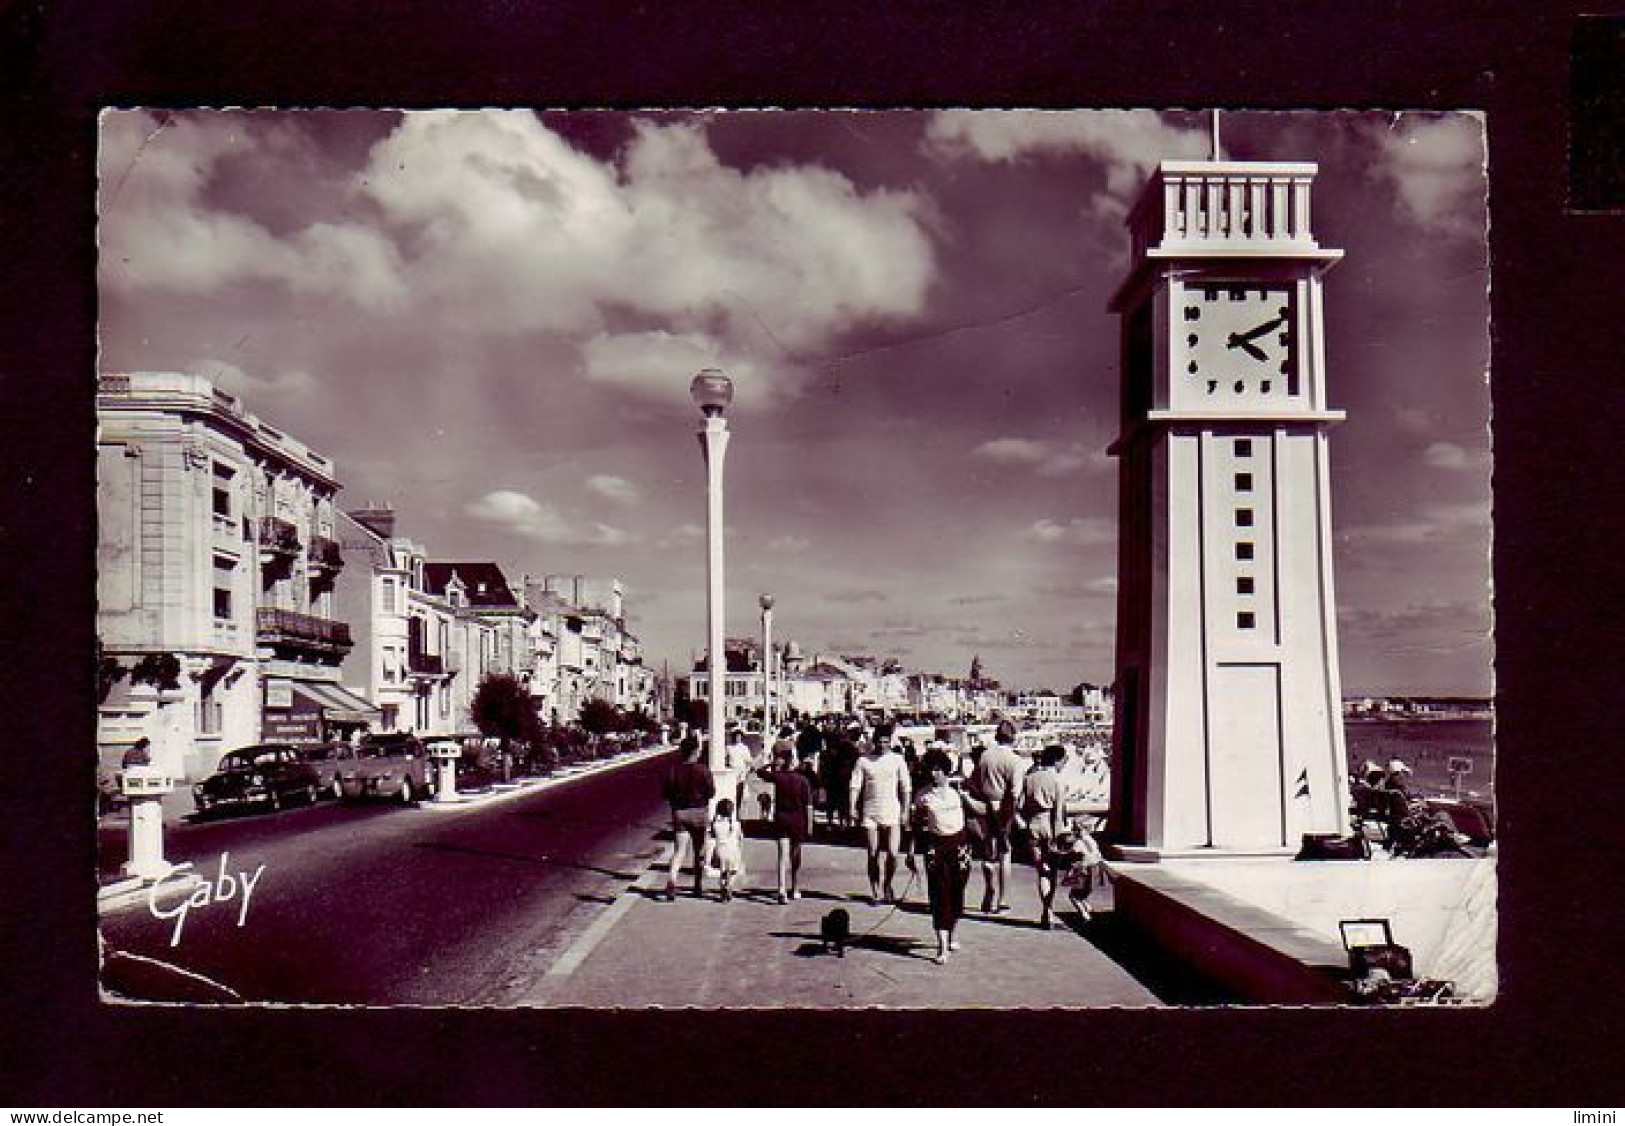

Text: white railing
xmin=1130 ymin=161 xmax=1320 ymax=259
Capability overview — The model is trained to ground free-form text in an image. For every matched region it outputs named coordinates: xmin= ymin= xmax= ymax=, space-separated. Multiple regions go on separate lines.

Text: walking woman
xmin=662 ymin=735 xmax=715 ymax=901
xmin=908 ymin=745 xmax=989 ymax=965
xmin=1016 ymin=744 xmax=1069 ymax=929
xmin=757 ymin=744 xmax=814 ymax=902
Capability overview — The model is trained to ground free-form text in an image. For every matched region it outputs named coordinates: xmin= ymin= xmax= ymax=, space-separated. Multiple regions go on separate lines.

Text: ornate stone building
xmin=97 ymin=373 xmax=369 ymax=780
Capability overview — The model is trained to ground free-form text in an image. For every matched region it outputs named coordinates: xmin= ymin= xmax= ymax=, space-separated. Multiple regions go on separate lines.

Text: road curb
xmin=419 ymin=744 xmax=674 ymax=813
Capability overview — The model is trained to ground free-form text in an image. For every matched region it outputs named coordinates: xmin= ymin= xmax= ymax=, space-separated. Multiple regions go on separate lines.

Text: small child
xmin=708 ymin=798 xmax=746 ymax=902
xmin=1053 ymin=818 xmax=1105 ymax=922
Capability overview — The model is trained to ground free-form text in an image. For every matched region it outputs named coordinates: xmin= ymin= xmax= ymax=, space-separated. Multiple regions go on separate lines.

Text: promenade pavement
xmin=521 ymin=820 xmax=1165 ymax=1009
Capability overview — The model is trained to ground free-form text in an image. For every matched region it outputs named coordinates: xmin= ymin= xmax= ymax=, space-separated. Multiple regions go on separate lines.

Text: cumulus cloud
xmin=1024 ymin=516 xmax=1117 ymax=546
xmin=360 ymin=112 xmax=936 ymax=402
xmin=98 ymin=110 xmax=407 ymax=309
xmin=100 ymin=109 xmax=938 ymax=409
xmin=925 ymin=109 xmax=1208 ymax=215
xmin=973 ymin=437 xmax=1099 ymax=477
xmin=188 ymin=359 xmax=317 ymax=406
xmin=586 ymin=474 xmax=640 ymax=504
xmin=1369 ymin=113 xmax=1486 ymax=238
xmin=465 ymin=489 xmax=632 ymax=547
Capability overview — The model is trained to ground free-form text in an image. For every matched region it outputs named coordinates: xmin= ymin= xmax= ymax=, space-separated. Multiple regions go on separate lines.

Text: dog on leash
xmin=820 ymin=908 xmax=851 ymax=958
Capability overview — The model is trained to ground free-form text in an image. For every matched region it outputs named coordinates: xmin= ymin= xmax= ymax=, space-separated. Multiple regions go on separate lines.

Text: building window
xmin=197 ymin=681 xmax=222 ymax=735
xmin=1237 ymin=576 xmax=1255 ymax=594
xmin=381 ymin=704 xmax=399 ymax=731
xmin=212 ymin=462 xmax=235 ymax=518
xmin=1236 ymin=508 xmax=1255 ymax=527
xmin=381 ymin=578 xmax=400 ymax=616
xmin=1235 ymin=472 xmax=1253 ymax=492
xmin=213 ymin=587 xmax=233 ymax=619
xmin=1236 ymin=541 xmax=1255 ymax=561
xmin=1235 ymin=438 xmax=1253 ymax=458
xmin=1237 ymin=611 xmax=1256 ymax=629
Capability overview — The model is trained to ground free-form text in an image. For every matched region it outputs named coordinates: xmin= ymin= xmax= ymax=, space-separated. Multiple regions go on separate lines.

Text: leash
xmin=856 ymin=862 xmax=922 ymax=941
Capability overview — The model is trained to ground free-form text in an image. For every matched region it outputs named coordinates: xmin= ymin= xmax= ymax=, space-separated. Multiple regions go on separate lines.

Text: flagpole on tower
xmin=1210 ymin=109 xmax=1222 ymax=161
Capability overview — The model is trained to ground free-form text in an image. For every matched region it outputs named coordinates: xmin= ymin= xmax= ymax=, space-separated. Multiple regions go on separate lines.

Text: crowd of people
xmin=660 ymin=715 xmax=1107 ymax=966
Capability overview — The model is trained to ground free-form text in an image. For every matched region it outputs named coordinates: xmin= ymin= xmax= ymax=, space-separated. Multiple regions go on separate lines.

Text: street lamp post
xmin=759 ymin=593 xmax=775 ymax=736
xmin=691 ymin=369 xmax=733 ymax=779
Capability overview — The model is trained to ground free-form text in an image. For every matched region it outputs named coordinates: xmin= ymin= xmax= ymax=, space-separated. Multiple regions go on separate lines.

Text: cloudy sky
xmin=97 ymin=109 xmax=1492 ymax=696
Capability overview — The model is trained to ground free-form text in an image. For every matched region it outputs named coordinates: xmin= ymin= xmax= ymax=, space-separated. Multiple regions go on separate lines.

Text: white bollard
xmin=120 ymin=767 xmax=176 ymax=880
xmin=431 ymin=743 xmax=461 ymax=803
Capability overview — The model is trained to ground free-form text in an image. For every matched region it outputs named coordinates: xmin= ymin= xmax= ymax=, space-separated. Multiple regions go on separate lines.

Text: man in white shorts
xmin=849 ymin=728 xmax=912 ymax=904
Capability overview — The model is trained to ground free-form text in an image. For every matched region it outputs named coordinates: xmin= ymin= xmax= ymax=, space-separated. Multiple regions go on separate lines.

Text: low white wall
xmin=1161 ymin=856 xmax=1498 ymax=1001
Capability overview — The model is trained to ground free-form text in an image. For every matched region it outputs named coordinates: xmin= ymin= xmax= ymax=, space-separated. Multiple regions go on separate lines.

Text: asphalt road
xmin=97 ymin=752 xmax=676 ymax=1005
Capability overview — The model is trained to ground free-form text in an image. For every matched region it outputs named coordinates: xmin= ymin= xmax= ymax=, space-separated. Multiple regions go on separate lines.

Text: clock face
xmin=1182 ymin=283 xmax=1297 ymax=399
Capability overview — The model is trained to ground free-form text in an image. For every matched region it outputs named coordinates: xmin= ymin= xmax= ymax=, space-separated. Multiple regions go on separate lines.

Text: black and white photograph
xmin=91 ymin=107 xmax=1495 ymax=1010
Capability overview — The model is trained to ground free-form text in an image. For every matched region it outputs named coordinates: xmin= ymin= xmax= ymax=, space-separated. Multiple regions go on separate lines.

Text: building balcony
xmin=307 ymin=534 xmax=344 ymax=580
xmin=256 ymin=607 xmax=352 ymax=657
xmin=258 ymin=517 xmax=302 ymax=569
xmin=407 ymin=650 xmax=446 ymax=677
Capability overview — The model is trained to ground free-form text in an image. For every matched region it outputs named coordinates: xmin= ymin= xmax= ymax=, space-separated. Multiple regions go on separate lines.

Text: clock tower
xmin=1107 ymin=159 xmax=1350 ymax=857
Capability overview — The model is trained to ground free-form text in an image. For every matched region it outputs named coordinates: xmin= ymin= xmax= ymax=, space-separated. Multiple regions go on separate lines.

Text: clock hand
xmin=1235 ymin=315 xmax=1285 ymax=346
xmin=1226 ymin=333 xmax=1269 ymax=362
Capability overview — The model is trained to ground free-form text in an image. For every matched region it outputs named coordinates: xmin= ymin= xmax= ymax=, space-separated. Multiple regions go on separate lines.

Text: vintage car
xmin=298 ymin=741 xmax=363 ymax=800
xmin=193 ymin=744 xmax=322 ymax=815
xmin=341 ymin=732 xmax=431 ymax=804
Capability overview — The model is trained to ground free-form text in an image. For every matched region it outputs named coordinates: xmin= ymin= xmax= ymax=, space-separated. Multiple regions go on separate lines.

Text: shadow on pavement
xmin=770 ymin=930 xmax=930 ymax=961
xmin=1072 ymin=911 xmax=1241 ymax=1006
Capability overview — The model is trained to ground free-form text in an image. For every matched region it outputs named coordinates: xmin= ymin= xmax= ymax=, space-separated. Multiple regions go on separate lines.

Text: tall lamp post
xmin=691 ymin=369 xmax=733 ymax=778
xmin=759 ymin=593 xmax=775 ymax=736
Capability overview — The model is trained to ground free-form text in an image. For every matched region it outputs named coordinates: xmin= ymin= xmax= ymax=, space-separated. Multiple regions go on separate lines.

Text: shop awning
xmin=291 ymin=681 xmax=381 ymax=725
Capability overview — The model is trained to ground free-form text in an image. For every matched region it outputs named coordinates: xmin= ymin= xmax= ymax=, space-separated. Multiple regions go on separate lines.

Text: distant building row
xmin=96 ymin=373 xmax=656 ymax=780
xmin=678 ymin=637 xmax=1113 ymax=727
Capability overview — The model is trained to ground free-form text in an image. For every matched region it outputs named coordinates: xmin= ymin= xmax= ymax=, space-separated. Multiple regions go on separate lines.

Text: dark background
xmin=2 ymin=0 xmax=1621 ymax=1107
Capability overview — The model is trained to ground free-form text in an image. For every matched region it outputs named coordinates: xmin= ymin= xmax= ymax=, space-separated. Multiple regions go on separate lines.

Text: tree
xmin=578 ymin=698 xmax=621 ymax=737
xmin=129 ymin=652 xmax=181 ymax=692
xmin=471 ymin=672 xmax=545 ymax=776
xmin=969 ymin=654 xmax=984 ymax=685
xmin=96 ymin=638 xmax=127 ymax=705
xmin=674 ymin=696 xmax=708 ymax=731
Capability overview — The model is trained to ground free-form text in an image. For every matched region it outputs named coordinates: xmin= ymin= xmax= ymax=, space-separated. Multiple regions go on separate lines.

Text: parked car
xmin=298 ymin=741 xmax=363 ymax=800
xmin=193 ymin=744 xmax=321 ymax=815
xmin=454 ymin=746 xmax=498 ymax=793
xmin=342 ymin=733 xmax=431 ymax=804
xmin=97 ymin=749 xmax=126 ymax=816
